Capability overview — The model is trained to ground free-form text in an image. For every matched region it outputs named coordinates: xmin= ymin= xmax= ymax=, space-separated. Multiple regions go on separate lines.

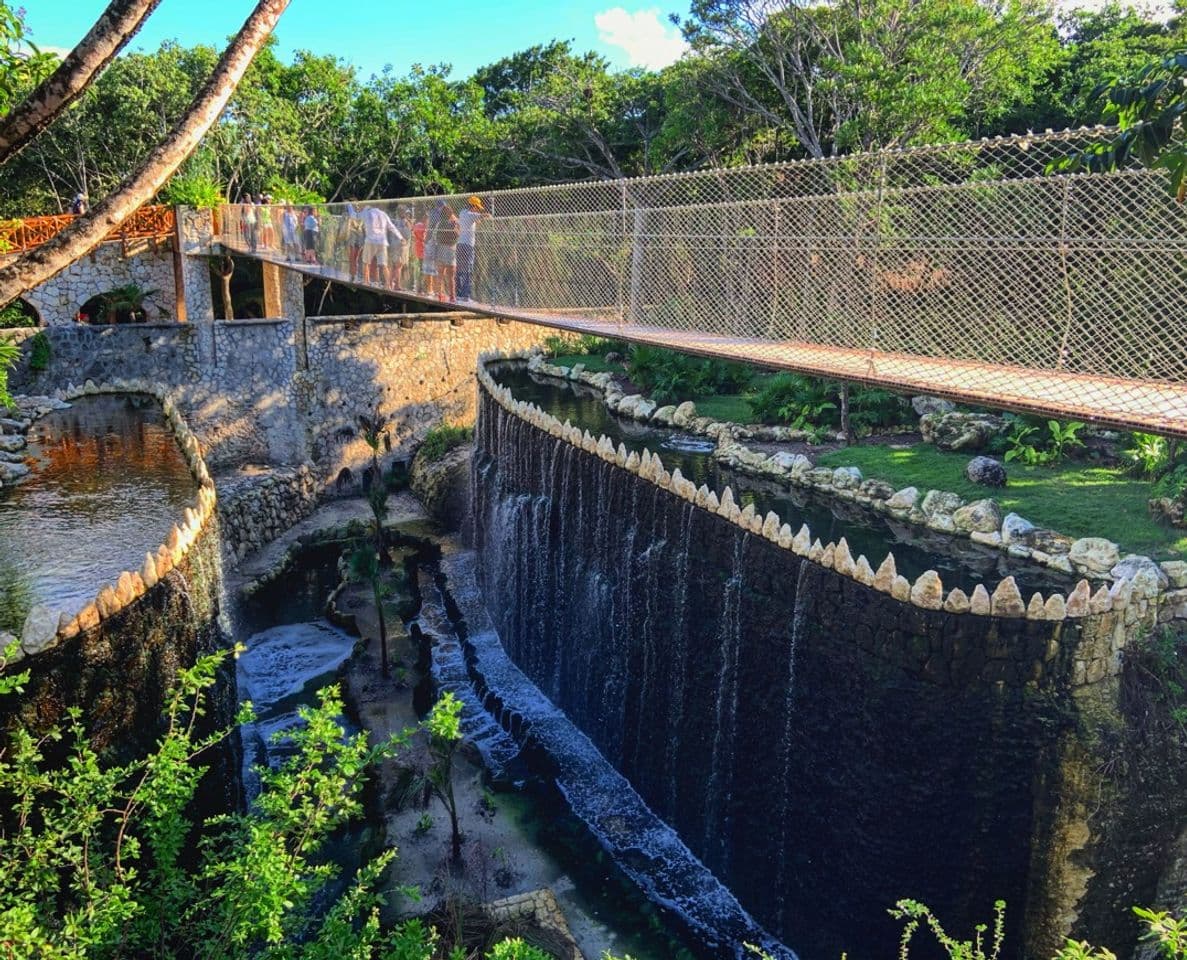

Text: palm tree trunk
xmin=0 ymin=0 xmax=291 ymax=309
xmin=372 ymin=577 xmax=389 ymax=678
xmin=0 ymin=0 xmax=164 ymax=165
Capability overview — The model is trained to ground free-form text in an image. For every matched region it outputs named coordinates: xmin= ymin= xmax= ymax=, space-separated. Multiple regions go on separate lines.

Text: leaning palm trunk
xmin=0 ymin=0 xmax=291 ymax=309
xmin=0 ymin=0 xmax=164 ymax=165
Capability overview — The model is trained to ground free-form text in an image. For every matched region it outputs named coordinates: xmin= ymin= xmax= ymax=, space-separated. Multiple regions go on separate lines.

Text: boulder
xmin=886 ymin=486 xmax=920 ymax=511
xmin=1110 ymin=555 xmax=1169 ymax=589
xmin=1150 ymin=495 xmax=1187 ymax=528
xmin=0 ymin=460 xmax=29 ymax=483
xmin=1000 ymin=513 xmax=1035 ymax=545
xmin=604 ymin=351 xmax=624 ymax=364
xmin=832 ymin=466 xmax=863 ymax=489
xmin=860 ymin=479 xmax=895 ymax=501
xmin=921 ymin=489 xmax=963 ymax=518
xmin=966 ymin=456 xmax=1007 ymax=488
xmin=911 ymin=396 xmax=956 ymax=417
xmin=672 ymin=401 xmax=697 ymax=428
xmin=1161 ymin=560 xmax=1187 ymax=590
xmin=652 ymin=405 xmax=677 ymax=425
xmin=0 ymin=434 xmax=26 ymax=453
xmin=1068 ymin=537 xmax=1121 ymax=577
xmin=1024 ymin=528 xmax=1074 ymax=556
xmin=953 ymin=498 xmax=1002 ymax=534
xmin=920 ymin=412 xmax=1008 ymax=452
xmin=771 ymin=451 xmax=812 ymax=473
xmin=20 ymin=604 xmax=60 ymax=656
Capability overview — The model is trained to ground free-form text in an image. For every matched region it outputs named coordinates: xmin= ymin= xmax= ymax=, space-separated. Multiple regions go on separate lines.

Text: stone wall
xmin=472 ymin=357 xmax=1180 ymax=960
xmin=216 ymin=465 xmax=320 ymax=563
xmin=9 ymin=238 xmax=179 ymax=326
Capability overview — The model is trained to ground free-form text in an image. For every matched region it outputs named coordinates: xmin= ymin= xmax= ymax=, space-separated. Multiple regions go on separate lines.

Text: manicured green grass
xmin=817 ymin=442 xmax=1187 ymax=560
xmin=691 ymin=394 xmax=760 ymax=424
xmin=550 ymin=353 xmax=625 ymax=374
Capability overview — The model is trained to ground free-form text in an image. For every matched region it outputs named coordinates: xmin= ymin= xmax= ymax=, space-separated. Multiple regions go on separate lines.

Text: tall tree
xmin=0 ymin=0 xmax=291 ymax=309
xmin=678 ymin=0 xmax=1059 ymax=158
xmin=0 ymin=0 xmax=163 ymax=165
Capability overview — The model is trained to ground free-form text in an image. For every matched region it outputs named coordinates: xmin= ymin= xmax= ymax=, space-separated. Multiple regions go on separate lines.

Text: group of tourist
xmin=231 ymin=193 xmax=491 ymax=302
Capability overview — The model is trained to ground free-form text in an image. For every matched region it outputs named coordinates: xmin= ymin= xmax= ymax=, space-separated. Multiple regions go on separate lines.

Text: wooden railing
xmin=0 ymin=204 xmax=176 ymax=255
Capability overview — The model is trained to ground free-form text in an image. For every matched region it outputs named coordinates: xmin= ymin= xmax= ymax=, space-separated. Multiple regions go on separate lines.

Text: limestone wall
xmin=9 ymin=238 xmax=179 ymax=326
xmin=217 ymin=465 xmax=320 ymax=563
xmin=472 ymin=353 xmax=1180 ymax=960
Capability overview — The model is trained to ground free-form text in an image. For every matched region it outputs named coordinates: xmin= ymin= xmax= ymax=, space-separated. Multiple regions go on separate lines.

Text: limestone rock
xmin=1110 ymin=554 xmax=1169 ymax=589
xmin=970 ymin=584 xmax=991 ymax=615
xmin=859 ymin=479 xmax=895 ymax=501
xmin=920 ymin=411 xmax=1008 ymax=452
xmin=20 ymin=604 xmax=60 ymax=655
xmin=952 ymin=498 xmax=1002 ymax=534
xmin=1024 ymin=529 xmax=1074 ymax=556
xmin=1066 ymin=579 xmax=1092 ymax=617
xmin=854 ymin=555 xmax=875 ymax=586
xmin=921 ymin=489 xmax=963 ymax=518
xmin=891 ymin=575 xmax=911 ymax=602
xmin=672 ymin=401 xmax=697 ymax=428
xmin=886 ymin=486 xmax=919 ymax=511
xmin=1044 ymin=594 xmax=1067 ymax=620
xmin=966 ymin=456 xmax=1007 ymax=487
xmin=762 ymin=511 xmax=781 ymax=540
xmin=652 ymin=405 xmax=677 ymax=425
xmin=991 ymin=576 xmax=1025 ymax=617
xmin=1161 ymin=560 xmax=1187 ymax=589
xmin=874 ymin=554 xmax=897 ymax=592
xmin=912 ymin=395 xmax=956 ymax=417
xmin=1000 ymin=513 xmax=1035 ymax=545
xmin=944 ymin=588 xmax=971 ymax=614
xmin=832 ymin=466 xmax=863 ymax=490
xmin=1026 ymin=593 xmax=1046 ymax=619
xmin=792 ymin=524 xmax=811 ymax=555
xmin=833 ymin=538 xmax=855 ymax=577
xmin=770 ymin=451 xmax=811 ymax=473
xmin=1068 ymin=537 xmax=1120 ymax=577
xmin=910 ymin=570 xmax=944 ymax=610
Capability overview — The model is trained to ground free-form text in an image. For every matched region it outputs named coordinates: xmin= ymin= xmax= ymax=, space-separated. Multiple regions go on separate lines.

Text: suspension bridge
xmin=215 ymin=126 xmax=1187 ymax=437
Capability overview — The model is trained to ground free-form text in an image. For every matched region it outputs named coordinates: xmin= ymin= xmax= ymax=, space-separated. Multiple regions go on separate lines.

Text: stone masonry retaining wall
xmin=216 ymin=466 xmax=320 ymax=564
xmin=8 ymin=238 xmax=179 ymax=326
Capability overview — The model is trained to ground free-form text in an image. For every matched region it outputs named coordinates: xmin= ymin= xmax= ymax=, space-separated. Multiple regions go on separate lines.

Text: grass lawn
xmin=549 ymin=353 xmax=625 ymax=374
xmin=817 ymin=443 xmax=1187 ymax=560
xmin=688 ymin=394 xmax=760 ymax=424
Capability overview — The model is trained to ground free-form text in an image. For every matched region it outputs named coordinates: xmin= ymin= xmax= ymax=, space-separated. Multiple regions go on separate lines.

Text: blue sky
xmin=23 ymin=0 xmax=690 ymax=78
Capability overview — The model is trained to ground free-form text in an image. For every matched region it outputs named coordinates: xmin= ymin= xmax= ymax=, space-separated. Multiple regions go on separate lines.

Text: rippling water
xmin=0 ymin=394 xmax=196 ymax=631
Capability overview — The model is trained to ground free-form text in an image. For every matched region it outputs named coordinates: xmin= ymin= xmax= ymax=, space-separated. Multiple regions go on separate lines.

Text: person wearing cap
xmin=70 ymin=192 xmax=88 ymax=215
xmin=456 ymin=196 xmax=490 ymax=301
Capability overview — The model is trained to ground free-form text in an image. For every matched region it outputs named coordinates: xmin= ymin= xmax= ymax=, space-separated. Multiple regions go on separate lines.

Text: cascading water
xmin=471 ymin=370 xmax=1091 ymax=960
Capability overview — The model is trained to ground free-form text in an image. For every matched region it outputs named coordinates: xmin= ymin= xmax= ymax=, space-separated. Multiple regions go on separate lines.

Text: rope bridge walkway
xmin=216 ymin=127 xmax=1187 ymax=437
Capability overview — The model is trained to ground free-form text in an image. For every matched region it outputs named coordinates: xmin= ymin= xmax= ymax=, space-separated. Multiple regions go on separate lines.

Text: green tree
xmin=425 ymin=692 xmax=465 ymax=863
xmin=349 ymin=409 xmax=394 ymax=679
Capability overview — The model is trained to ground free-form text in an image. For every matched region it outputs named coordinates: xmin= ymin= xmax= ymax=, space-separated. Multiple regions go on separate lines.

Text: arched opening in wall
xmin=78 ymin=285 xmax=167 ymax=324
xmin=208 ymin=255 xmax=265 ymax=320
xmin=304 ymin=275 xmax=451 ymax=318
xmin=0 ymin=298 xmax=41 ymax=328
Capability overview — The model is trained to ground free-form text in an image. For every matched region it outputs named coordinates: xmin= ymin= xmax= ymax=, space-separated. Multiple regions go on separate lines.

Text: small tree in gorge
xmin=425 ymin=692 xmax=465 ymax=863
xmin=349 ymin=409 xmax=393 ymax=678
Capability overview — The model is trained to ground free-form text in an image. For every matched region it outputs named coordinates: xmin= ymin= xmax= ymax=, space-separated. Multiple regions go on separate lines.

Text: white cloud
xmin=595 ymin=7 xmax=688 ymax=70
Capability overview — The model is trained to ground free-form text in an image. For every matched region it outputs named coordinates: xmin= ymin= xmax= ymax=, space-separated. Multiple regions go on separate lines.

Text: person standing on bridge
xmin=282 ymin=204 xmax=300 ymax=261
xmin=456 ymin=196 xmax=489 ymax=301
xmin=434 ymin=205 xmax=460 ymax=301
xmin=302 ymin=205 xmax=320 ymax=265
xmin=361 ymin=204 xmax=404 ymax=287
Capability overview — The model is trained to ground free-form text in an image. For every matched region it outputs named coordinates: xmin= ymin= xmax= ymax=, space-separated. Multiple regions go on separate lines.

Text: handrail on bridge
xmin=0 ymin=204 xmax=176 ymax=255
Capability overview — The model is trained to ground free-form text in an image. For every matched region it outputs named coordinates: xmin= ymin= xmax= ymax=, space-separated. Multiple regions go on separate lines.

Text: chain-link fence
xmin=217 ymin=125 xmax=1187 ymax=436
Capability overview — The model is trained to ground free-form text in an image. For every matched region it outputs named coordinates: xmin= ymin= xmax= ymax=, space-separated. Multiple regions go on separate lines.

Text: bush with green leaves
xmin=418 ymin=425 xmax=473 ymax=464
xmin=1003 ymin=418 xmax=1086 ymax=466
xmin=627 ymin=345 xmax=752 ymax=405
xmin=28 ymin=330 xmax=50 ymax=372
xmin=0 ymin=300 xmax=37 ymax=328
xmin=159 ymin=173 xmax=226 ymax=209
xmin=746 ymin=373 xmax=910 ymax=437
xmin=0 ymin=338 xmax=16 ymax=407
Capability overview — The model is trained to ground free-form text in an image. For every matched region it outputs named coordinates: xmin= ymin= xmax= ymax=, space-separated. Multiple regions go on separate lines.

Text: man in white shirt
xmin=361 ymin=205 xmax=405 ymax=287
xmin=456 ymin=196 xmax=489 ymax=300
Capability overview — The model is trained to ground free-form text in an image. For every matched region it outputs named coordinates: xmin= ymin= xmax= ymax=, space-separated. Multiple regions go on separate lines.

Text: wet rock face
xmin=472 ymin=388 xmax=1092 ymax=960
xmin=410 ymin=442 xmax=473 ymax=532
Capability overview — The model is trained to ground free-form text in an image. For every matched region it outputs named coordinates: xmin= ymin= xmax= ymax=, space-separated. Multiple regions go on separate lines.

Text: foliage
xmin=1134 ymin=906 xmax=1187 ymax=960
xmin=0 ymin=336 xmax=14 ymax=406
xmin=486 ymin=938 xmax=553 ymax=960
xmin=542 ymin=334 xmax=624 ymax=358
xmin=891 ymin=898 xmax=1006 ymax=960
xmin=1154 ymin=465 xmax=1187 ymax=503
xmin=627 ymin=345 xmax=752 ymax=405
xmin=1126 ymin=432 xmax=1174 ymax=478
xmin=158 ymin=171 xmax=226 ymax=208
xmin=27 ymin=330 xmax=49 ymax=371
xmin=425 ymin=692 xmax=465 ymax=862
xmin=1058 ymin=48 xmax=1187 ymax=199
xmin=0 ymin=2 xmax=55 ymax=117
xmin=1127 ymin=627 xmax=1187 ymax=736
xmin=352 ymin=409 xmax=394 ymax=678
xmin=0 ymin=299 xmax=36 ymax=327
xmin=418 ymin=425 xmax=473 ymax=464
xmin=1003 ymin=419 xmax=1085 ymax=466
xmin=88 ymin=284 xmax=161 ymax=324
xmin=817 ymin=442 xmax=1187 ymax=558
xmin=747 ymin=372 xmax=909 ymax=436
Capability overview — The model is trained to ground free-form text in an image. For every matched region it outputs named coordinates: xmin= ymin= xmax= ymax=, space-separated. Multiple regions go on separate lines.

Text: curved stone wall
xmin=471 ymin=354 xmax=1179 ymax=959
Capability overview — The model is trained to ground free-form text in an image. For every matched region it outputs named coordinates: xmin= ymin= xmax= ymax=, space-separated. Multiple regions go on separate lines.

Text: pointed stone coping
xmin=476 ymin=353 xmax=1088 ymax=623
xmin=18 ymin=378 xmax=224 ymax=660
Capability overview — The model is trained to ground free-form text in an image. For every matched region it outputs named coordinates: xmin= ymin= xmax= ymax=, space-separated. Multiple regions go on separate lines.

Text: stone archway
xmin=0 ymin=297 xmax=41 ymax=329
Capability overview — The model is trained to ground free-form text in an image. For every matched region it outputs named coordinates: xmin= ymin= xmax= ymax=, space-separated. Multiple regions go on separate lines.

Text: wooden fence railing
xmin=0 ymin=205 xmax=176 ymax=255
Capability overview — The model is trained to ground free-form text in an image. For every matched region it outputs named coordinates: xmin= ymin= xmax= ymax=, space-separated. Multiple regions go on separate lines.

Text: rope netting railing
xmin=216 ymin=126 xmax=1187 ymax=436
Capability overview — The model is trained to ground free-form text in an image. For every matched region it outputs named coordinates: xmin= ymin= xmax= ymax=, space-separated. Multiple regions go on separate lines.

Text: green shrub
xmin=487 ymin=938 xmax=553 ymax=960
xmin=28 ymin=330 xmax=50 ymax=371
xmin=418 ymin=424 xmax=473 ymax=463
xmin=159 ymin=172 xmax=225 ymax=209
xmin=747 ymin=373 xmax=909 ymax=435
xmin=0 ymin=300 xmax=37 ymax=328
xmin=542 ymin=334 xmax=626 ymax=357
xmin=1004 ymin=418 xmax=1086 ymax=466
xmin=0 ymin=339 xmax=15 ymax=407
xmin=1154 ymin=465 xmax=1187 ymax=502
xmin=627 ymin=345 xmax=753 ymax=405
xmin=1126 ymin=432 xmax=1175 ymax=478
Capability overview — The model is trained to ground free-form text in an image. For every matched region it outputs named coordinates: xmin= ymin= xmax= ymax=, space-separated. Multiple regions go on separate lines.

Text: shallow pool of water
xmin=491 ymin=364 xmax=1071 ymax=595
xmin=0 ymin=394 xmax=196 ymax=631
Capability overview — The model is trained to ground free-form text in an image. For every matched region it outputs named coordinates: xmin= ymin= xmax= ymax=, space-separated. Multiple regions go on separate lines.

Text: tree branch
xmin=0 ymin=0 xmax=292 ymax=309
xmin=0 ymin=0 xmax=164 ymax=165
